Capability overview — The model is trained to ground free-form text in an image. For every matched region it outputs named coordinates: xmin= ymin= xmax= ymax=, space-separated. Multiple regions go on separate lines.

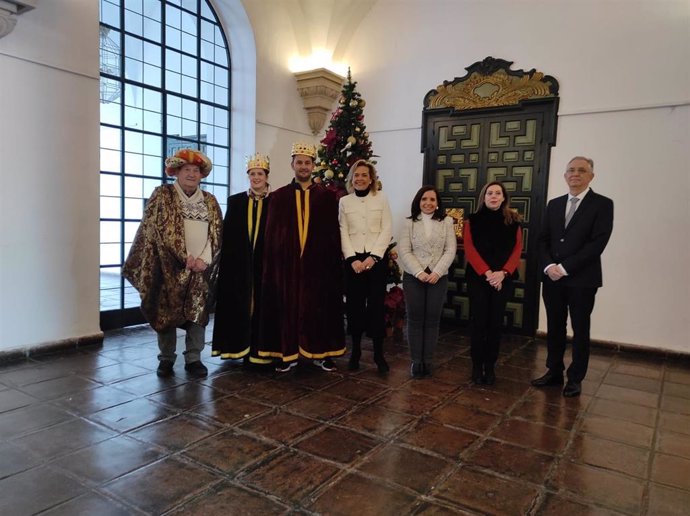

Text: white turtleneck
xmin=421 ymin=212 xmax=434 ymax=238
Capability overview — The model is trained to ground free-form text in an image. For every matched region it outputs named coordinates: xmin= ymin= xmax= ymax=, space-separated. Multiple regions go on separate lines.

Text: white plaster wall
xmin=248 ymin=0 xmax=690 ymax=352
xmin=211 ymin=0 xmax=258 ymax=193
xmin=545 ymin=106 xmax=690 ymax=350
xmin=347 ymin=0 xmax=690 ymax=353
xmin=242 ymin=0 xmax=322 ymax=188
xmin=2 ymin=0 xmax=684 ymax=353
xmin=0 ymin=0 xmax=101 ymax=350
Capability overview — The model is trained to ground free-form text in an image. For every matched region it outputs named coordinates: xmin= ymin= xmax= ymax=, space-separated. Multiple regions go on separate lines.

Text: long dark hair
xmin=476 ymin=181 xmax=522 ymax=225
xmin=408 ymin=185 xmax=445 ymax=221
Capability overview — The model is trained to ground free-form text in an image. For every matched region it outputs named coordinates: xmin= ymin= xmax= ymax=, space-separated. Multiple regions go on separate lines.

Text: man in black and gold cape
xmin=258 ymin=142 xmax=346 ymax=371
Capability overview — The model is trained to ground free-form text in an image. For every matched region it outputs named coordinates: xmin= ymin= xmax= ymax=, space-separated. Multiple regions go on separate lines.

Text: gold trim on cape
xmin=295 ymin=189 xmax=311 ymax=256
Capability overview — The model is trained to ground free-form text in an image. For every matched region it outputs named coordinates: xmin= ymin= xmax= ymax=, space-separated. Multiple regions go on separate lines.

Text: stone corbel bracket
xmin=294 ymin=68 xmax=345 ymax=135
xmin=0 ymin=0 xmax=36 ymax=39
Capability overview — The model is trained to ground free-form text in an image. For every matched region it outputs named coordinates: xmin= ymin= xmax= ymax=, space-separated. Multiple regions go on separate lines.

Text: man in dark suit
xmin=532 ymin=156 xmax=614 ymax=397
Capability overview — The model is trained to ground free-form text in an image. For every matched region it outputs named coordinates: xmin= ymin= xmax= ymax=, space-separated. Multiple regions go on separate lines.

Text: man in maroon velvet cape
xmin=258 ymin=142 xmax=346 ymax=371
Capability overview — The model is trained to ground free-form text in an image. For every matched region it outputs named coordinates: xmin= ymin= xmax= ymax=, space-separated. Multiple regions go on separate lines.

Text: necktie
xmin=565 ymin=197 xmax=580 ymax=227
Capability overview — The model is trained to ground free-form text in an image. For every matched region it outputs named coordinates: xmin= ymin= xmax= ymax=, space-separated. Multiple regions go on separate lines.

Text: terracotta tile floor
xmin=1 ymin=324 xmax=689 ymax=515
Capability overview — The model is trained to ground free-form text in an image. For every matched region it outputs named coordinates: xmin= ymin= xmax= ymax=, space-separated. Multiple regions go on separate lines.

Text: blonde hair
xmin=345 ymin=159 xmax=378 ymax=195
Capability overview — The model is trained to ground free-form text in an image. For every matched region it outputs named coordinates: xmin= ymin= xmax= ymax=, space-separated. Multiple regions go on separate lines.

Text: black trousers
xmin=467 ymin=273 xmax=512 ymax=367
xmin=344 ymin=253 xmax=387 ymax=339
xmin=542 ymin=281 xmax=598 ymax=383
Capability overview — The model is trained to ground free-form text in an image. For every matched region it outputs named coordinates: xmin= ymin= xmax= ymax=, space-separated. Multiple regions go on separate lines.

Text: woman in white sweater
xmin=339 ymin=160 xmax=393 ymax=373
xmin=398 ymin=185 xmax=457 ymax=377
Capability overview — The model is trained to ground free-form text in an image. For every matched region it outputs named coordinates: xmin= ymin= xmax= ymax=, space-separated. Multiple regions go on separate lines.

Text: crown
xmin=290 ymin=142 xmax=317 ymax=158
xmin=246 ymin=153 xmax=270 ymax=172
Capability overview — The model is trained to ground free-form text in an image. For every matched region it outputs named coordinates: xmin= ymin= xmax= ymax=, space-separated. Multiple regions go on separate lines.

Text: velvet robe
xmin=211 ymin=192 xmax=271 ymax=363
xmin=258 ymin=181 xmax=346 ymax=362
xmin=123 ymin=184 xmax=223 ymax=332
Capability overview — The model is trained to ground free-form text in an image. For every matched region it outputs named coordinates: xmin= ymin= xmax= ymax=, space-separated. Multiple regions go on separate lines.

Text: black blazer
xmin=538 ymin=189 xmax=614 ymax=288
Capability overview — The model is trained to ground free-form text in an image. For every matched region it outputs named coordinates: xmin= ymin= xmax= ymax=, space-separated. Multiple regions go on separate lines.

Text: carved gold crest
xmin=445 ymin=208 xmax=464 ymax=239
xmin=424 ymin=57 xmax=559 ymax=111
xmin=429 ymin=70 xmax=555 ymax=110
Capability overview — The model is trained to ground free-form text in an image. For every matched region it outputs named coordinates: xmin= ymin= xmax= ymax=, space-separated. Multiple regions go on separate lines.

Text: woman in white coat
xmin=398 ymin=185 xmax=456 ymax=377
xmin=339 ymin=160 xmax=393 ymax=373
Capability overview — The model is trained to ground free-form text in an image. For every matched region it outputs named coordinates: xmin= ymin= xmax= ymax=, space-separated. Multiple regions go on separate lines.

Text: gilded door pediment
xmin=424 ymin=57 xmax=559 ymax=111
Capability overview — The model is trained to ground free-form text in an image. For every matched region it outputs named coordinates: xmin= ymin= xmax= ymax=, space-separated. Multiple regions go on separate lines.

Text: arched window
xmin=98 ymin=0 xmax=231 ymax=329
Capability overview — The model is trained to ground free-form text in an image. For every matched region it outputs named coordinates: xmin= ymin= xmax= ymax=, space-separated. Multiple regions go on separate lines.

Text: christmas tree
xmin=315 ymin=68 xmax=375 ymax=192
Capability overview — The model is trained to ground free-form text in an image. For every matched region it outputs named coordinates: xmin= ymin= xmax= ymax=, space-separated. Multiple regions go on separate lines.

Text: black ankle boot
xmin=374 ymin=356 xmax=390 ymax=373
xmin=348 ymin=337 xmax=362 ymax=371
xmin=484 ymin=364 xmax=496 ymax=385
xmin=373 ymin=338 xmax=389 ymax=374
xmin=472 ymin=364 xmax=484 ymax=384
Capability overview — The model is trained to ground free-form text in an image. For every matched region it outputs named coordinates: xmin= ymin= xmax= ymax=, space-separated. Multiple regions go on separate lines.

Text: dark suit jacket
xmin=538 ymin=189 xmax=614 ymax=288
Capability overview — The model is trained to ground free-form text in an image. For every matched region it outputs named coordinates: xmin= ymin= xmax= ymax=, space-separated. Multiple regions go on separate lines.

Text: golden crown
xmin=290 ymin=142 xmax=317 ymax=158
xmin=246 ymin=153 xmax=270 ymax=172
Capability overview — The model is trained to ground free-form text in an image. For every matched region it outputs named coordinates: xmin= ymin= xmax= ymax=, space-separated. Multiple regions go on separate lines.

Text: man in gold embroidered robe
xmin=258 ymin=143 xmax=346 ymax=372
xmin=123 ymin=148 xmax=222 ymax=377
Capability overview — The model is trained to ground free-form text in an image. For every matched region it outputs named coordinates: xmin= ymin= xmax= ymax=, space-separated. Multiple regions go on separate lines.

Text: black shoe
xmin=531 ymin=370 xmax=564 ymax=387
xmin=184 ymin=361 xmax=208 ymax=377
xmin=156 ymin=360 xmax=174 ymax=377
xmin=410 ymin=362 xmax=423 ymax=378
xmin=472 ymin=365 xmax=484 ymax=384
xmin=421 ymin=363 xmax=432 ymax=377
xmin=374 ymin=355 xmax=389 ymax=374
xmin=563 ymin=381 xmax=582 ymax=397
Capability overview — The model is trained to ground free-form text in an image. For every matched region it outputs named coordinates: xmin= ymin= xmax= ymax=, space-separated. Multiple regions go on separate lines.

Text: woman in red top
xmin=464 ymin=182 xmax=522 ymax=385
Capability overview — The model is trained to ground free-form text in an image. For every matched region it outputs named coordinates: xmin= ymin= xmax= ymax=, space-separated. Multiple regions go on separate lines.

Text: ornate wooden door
xmin=421 ymin=58 xmax=559 ymax=336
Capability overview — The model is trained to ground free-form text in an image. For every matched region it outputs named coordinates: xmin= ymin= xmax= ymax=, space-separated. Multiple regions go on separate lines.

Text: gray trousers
xmin=403 ymin=273 xmax=448 ymax=364
xmin=157 ymin=322 xmax=206 ymax=364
